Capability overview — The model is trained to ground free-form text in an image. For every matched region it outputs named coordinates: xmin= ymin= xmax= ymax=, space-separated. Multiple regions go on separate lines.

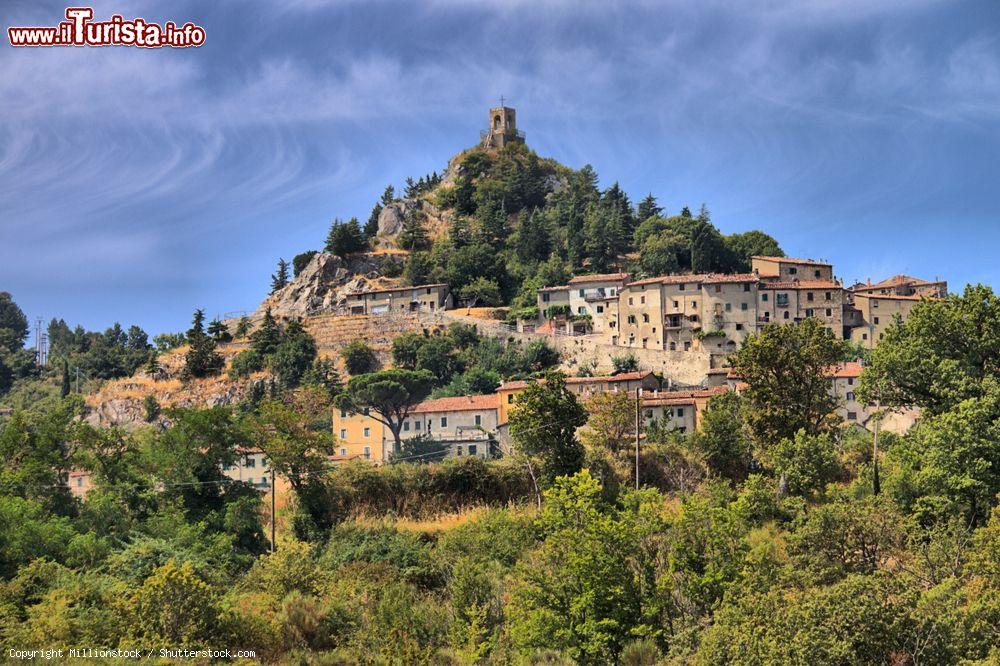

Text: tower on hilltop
xmin=480 ymin=98 xmax=525 ymax=149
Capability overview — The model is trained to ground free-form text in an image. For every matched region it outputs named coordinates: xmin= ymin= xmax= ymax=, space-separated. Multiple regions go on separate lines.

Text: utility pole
xmin=270 ymin=467 xmax=277 ymax=553
xmin=635 ymin=387 xmax=641 ymax=489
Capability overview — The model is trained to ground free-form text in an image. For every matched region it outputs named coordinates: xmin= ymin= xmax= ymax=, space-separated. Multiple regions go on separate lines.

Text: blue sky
xmin=2 ymin=0 xmax=999 ymax=337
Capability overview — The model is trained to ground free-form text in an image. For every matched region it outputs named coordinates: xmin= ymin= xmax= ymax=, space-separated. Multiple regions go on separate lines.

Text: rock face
xmin=253 ymin=252 xmax=404 ymax=319
xmin=377 ymin=198 xmax=421 ymax=236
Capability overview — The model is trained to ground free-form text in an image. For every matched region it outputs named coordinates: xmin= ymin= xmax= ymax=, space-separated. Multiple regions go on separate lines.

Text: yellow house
xmin=332 ymin=407 xmax=385 ymax=462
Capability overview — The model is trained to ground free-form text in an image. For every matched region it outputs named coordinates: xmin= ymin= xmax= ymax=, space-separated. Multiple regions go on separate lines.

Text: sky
xmin=2 ymin=0 xmax=999 ymax=338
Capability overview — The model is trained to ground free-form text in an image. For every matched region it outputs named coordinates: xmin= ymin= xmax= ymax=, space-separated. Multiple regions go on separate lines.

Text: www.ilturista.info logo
xmin=8 ymin=7 xmax=205 ymax=48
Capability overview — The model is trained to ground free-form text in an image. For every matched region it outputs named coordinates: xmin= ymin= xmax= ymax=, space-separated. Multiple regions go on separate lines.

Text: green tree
xmin=270 ymin=258 xmax=290 ymax=294
xmin=335 ymin=368 xmax=435 ymax=455
xmin=689 ymin=391 xmax=753 ymax=482
xmin=60 ymin=359 xmax=71 ymax=398
xmin=509 ymin=373 xmax=587 ymax=482
xmin=732 ymin=319 xmax=848 ymax=448
xmin=250 ymin=308 xmax=282 ymax=357
xmin=770 ymin=430 xmax=841 ymax=497
xmin=365 ymin=203 xmax=383 ymax=239
xmin=183 ymin=309 xmax=223 ymax=378
xmin=638 ymin=231 xmax=684 ymax=276
xmin=270 ymin=319 xmax=317 ymax=388
xmin=207 ymin=318 xmax=232 ymax=343
xmin=340 ymin=340 xmax=379 ymax=375
xmin=0 ymin=291 xmax=29 ymax=352
xmin=391 ymin=332 xmax=425 ymax=369
xmin=234 ymin=316 xmax=251 ymax=339
xmin=858 ymin=285 xmax=998 ymax=415
xmin=292 ymin=250 xmax=318 ymax=277
xmin=123 ymin=559 xmax=219 ymax=644
xmin=397 ymin=209 xmax=429 ymax=251
xmin=458 ymin=277 xmax=502 ymax=309
xmin=635 ymin=194 xmax=662 ymax=224
xmin=325 ymin=217 xmax=365 ymax=257
xmin=724 ymin=230 xmax=783 ymax=272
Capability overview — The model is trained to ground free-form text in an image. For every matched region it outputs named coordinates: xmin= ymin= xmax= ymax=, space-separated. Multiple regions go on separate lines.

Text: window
xmin=762 ymin=293 xmax=769 ymax=302
xmin=640 ymin=296 xmax=645 ymax=304
xmin=456 ymin=447 xmax=462 ymax=456
xmin=596 ymin=305 xmax=604 ymax=313
xmin=246 ymin=456 xmax=256 ymax=468
xmin=542 ymin=293 xmax=550 ymax=303
xmin=469 ymin=445 xmax=477 ymax=456
xmin=508 ymin=394 xmax=514 ymax=404
xmin=642 ymin=338 xmax=648 ymax=348
xmin=679 ymin=283 xmax=686 ymax=291
xmin=475 ymin=414 xmax=481 ymax=426
xmin=684 ymin=341 xmax=691 ymax=351
xmin=642 ymin=313 xmax=649 ymax=323
xmin=76 ymin=477 xmax=83 ymax=487
xmin=826 ymin=308 xmax=832 ymax=316
xmin=579 ymin=289 xmax=585 ymax=297
xmin=873 ymin=300 xmax=880 ymax=308
xmin=847 ymin=411 xmax=857 ymax=421
xmin=783 ymin=311 xmax=790 ymax=319
xmin=848 ymin=378 xmax=854 ymax=386
xmin=577 ymin=306 xmax=585 ymax=314
xmin=715 ymin=284 xmax=722 ymax=293
xmin=692 ymin=301 xmax=697 ymax=308
xmin=627 ymin=315 xmax=636 ymax=324
xmin=736 ymin=323 xmax=743 ymax=331
xmin=862 ymin=333 xmax=868 ymax=340
xmin=673 ymin=300 xmax=679 ymax=308
xmin=363 ymin=446 xmax=370 ymax=460
xmin=441 ymin=417 xmax=448 ymax=427
xmin=846 ymin=392 xmax=855 ymax=401
xmin=339 ymin=429 xmax=347 ymax=439
xmin=363 ymin=427 xmax=370 ymax=438
xmin=806 ymin=309 xmax=814 ymax=317
xmin=669 ymin=342 xmax=676 ymax=350
xmin=743 ymin=283 xmax=751 ymax=292
xmin=825 ymin=291 xmax=831 ymax=300
xmin=874 ymin=316 xmax=880 ymax=325
xmin=807 ymin=292 xmax=814 ymax=301
xmin=403 ymin=421 xmax=410 ymax=431
xmin=741 ymin=302 xmax=748 ymax=311
xmin=776 ymin=293 xmax=789 ymax=307
xmin=628 ymin=297 xmax=634 ymax=305
xmin=340 ymin=447 xmax=347 ymax=456
xmin=789 ymin=267 xmax=798 ymax=275
xmin=725 ymin=303 xmax=732 ymax=312
xmin=339 ymin=408 xmax=347 ymax=418
xmin=677 ymin=408 xmax=685 ymax=417
xmin=415 ymin=420 xmax=421 ymax=430
xmin=815 ymin=269 xmax=821 ymax=278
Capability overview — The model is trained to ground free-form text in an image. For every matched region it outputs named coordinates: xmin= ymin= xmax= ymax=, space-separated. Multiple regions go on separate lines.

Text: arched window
xmin=493 ymin=115 xmax=501 ymax=128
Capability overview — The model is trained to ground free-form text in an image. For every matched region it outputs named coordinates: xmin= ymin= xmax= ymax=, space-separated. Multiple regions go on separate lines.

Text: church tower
xmin=481 ymin=100 xmax=525 ymax=149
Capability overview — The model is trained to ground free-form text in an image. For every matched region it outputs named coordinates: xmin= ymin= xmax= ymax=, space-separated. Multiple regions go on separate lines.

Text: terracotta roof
xmin=759 ymin=280 xmax=842 ymax=290
xmin=538 ymin=285 xmax=570 ymax=292
xmin=627 ymin=273 xmax=713 ymax=287
xmin=828 ymin=361 xmax=863 ymax=379
xmin=707 ymin=367 xmax=732 ymax=375
xmin=499 ymin=370 xmax=655 ymax=392
xmin=863 ymin=274 xmax=939 ymax=290
xmin=853 ymin=292 xmax=925 ymax=301
xmin=641 ymin=385 xmax=728 ymax=407
xmin=752 ymin=255 xmax=832 ymax=267
xmin=412 ymin=394 xmax=499 ymax=413
xmin=701 ymin=273 xmax=760 ymax=284
xmin=568 ymin=272 xmax=630 ymax=284
xmin=354 ymin=283 xmax=448 ymax=296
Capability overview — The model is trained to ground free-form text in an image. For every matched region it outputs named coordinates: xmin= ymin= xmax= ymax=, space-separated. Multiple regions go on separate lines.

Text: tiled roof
xmin=854 ymin=292 xmax=925 ymax=301
xmin=701 ymin=273 xmax=760 ymax=284
xmin=862 ymin=274 xmax=943 ymax=290
xmin=499 ymin=370 xmax=655 ymax=392
xmin=828 ymin=361 xmax=864 ymax=379
xmin=752 ymin=255 xmax=832 ymax=267
xmin=626 ymin=273 xmax=713 ymax=287
xmin=354 ymin=283 xmax=448 ymax=296
xmin=568 ymin=272 xmax=630 ymax=284
xmin=412 ymin=394 xmax=499 ymax=413
xmin=759 ymin=280 xmax=842 ymax=290
xmin=707 ymin=367 xmax=732 ymax=375
xmin=538 ymin=285 xmax=570 ymax=292
xmin=641 ymin=385 xmax=728 ymax=406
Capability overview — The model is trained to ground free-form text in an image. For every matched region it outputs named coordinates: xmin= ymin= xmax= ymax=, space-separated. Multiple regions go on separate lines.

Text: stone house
xmin=344 ymin=283 xmax=452 ymax=316
xmin=751 ymin=255 xmax=834 ymax=282
xmin=757 ymin=280 xmax=844 ymax=337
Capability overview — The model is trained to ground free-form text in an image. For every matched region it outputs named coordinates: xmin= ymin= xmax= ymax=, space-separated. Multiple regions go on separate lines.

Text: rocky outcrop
xmin=252 ymin=252 xmax=405 ymax=320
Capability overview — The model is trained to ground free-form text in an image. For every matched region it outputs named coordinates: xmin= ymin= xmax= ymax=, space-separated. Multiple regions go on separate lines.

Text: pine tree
xmin=364 ymin=203 xmax=382 ymax=238
xmin=184 ymin=309 xmax=223 ymax=378
xmin=145 ymin=350 xmax=160 ymax=377
xmin=636 ymin=194 xmax=662 ymax=224
xmin=325 ymin=217 xmax=365 ymax=257
xmin=207 ymin=319 xmax=232 ymax=343
xmin=60 ymin=358 xmax=70 ymax=397
xmin=404 ymin=177 xmax=418 ymax=198
xmin=380 ymin=185 xmax=395 ymax=206
xmin=397 ymin=209 xmax=429 ymax=251
xmin=270 ymin=258 xmax=290 ymax=294
xmin=250 ymin=308 xmax=281 ymax=357
xmin=234 ymin=316 xmax=251 ymax=340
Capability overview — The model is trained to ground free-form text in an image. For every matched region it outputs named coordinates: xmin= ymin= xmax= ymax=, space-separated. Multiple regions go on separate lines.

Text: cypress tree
xmin=60 ymin=359 xmax=70 ymax=397
xmin=184 ymin=309 xmax=224 ymax=378
xmin=250 ymin=308 xmax=281 ymax=357
xmin=270 ymin=258 xmax=290 ymax=294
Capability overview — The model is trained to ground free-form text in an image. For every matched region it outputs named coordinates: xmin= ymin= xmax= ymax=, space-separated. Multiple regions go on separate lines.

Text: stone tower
xmin=481 ymin=103 xmax=525 ymax=150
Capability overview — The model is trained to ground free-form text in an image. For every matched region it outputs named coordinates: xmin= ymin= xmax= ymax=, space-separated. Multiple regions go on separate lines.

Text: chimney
xmin=867 ymin=277 xmax=871 ymax=286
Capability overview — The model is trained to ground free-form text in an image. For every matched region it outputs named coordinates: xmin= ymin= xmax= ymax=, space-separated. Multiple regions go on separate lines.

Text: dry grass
xmin=345 ymin=503 xmax=537 ymax=535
